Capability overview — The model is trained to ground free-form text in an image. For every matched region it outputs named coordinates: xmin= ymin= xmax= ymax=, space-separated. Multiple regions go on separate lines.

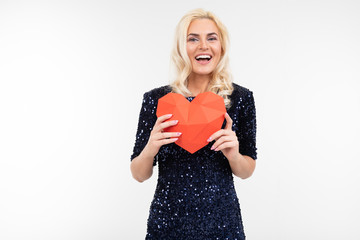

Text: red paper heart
xmin=156 ymin=92 xmax=226 ymax=153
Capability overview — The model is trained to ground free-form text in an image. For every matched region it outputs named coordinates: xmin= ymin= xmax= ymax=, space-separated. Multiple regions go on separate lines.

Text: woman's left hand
xmin=207 ymin=113 xmax=239 ymax=161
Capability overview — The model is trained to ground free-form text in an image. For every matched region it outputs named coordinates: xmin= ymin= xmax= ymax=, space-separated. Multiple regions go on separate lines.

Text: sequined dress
xmin=131 ymin=83 xmax=257 ymax=240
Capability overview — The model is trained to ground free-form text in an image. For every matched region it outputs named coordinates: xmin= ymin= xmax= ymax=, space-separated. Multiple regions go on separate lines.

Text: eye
xmin=208 ymin=37 xmax=217 ymax=41
xmin=187 ymin=37 xmax=198 ymax=42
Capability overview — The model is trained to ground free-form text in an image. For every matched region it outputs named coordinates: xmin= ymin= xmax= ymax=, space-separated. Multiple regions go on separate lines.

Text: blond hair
xmin=170 ymin=8 xmax=233 ymax=108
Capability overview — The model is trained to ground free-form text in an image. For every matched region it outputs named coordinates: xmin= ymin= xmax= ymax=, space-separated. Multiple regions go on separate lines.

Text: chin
xmin=193 ymin=68 xmax=215 ymax=76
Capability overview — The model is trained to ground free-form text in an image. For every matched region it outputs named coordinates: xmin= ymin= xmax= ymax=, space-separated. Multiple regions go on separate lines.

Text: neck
xmin=187 ymin=74 xmax=211 ymax=96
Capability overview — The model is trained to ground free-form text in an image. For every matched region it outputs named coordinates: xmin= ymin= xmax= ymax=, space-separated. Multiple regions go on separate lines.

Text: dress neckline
xmin=186 ymin=96 xmax=195 ymax=102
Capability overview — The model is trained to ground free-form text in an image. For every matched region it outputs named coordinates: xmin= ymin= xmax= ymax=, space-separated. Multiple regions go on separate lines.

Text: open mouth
xmin=195 ymin=54 xmax=212 ymax=63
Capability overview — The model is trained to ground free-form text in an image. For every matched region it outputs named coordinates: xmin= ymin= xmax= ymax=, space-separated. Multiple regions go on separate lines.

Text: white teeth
xmin=195 ymin=55 xmax=211 ymax=60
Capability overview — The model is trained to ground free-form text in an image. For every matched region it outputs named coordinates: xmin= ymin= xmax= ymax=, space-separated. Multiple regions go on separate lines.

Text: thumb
xmin=224 ymin=113 xmax=233 ymax=130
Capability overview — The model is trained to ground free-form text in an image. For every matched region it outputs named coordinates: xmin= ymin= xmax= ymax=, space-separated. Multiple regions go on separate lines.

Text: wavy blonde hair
xmin=170 ymin=8 xmax=233 ymax=108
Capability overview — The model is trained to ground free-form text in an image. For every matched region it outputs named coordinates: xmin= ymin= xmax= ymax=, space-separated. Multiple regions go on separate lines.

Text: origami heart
xmin=156 ymin=91 xmax=226 ymax=153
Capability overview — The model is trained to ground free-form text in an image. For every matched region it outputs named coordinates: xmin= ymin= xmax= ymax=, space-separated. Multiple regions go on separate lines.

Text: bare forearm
xmin=227 ymin=153 xmax=256 ymax=179
xmin=130 ymin=145 xmax=155 ymax=182
xmin=130 ymin=115 xmax=180 ymax=183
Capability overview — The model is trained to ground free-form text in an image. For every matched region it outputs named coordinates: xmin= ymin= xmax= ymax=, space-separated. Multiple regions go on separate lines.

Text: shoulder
xmin=137 ymin=85 xmax=171 ymax=120
xmin=143 ymin=85 xmax=172 ymax=100
xmin=230 ymin=83 xmax=256 ymax=116
xmin=231 ymin=83 xmax=254 ymax=100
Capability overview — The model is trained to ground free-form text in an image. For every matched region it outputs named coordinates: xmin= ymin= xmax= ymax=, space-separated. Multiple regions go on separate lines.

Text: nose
xmin=199 ymin=39 xmax=209 ymax=50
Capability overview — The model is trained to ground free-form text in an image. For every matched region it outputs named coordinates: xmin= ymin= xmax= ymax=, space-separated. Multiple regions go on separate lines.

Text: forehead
xmin=187 ymin=18 xmax=219 ymax=35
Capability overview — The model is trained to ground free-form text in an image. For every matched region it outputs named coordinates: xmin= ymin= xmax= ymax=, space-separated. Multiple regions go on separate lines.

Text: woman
xmin=130 ymin=8 xmax=257 ymax=240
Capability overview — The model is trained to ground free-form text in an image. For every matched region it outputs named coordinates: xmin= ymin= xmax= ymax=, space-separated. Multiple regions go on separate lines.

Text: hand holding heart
xmin=145 ymin=112 xmax=239 ymax=162
xmin=144 ymin=113 xmax=181 ymax=158
xmin=207 ymin=113 xmax=239 ymax=161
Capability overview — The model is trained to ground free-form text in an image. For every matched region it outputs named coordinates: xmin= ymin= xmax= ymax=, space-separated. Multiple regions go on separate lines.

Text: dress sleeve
xmin=130 ymin=92 xmax=158 ymax=166
xmin=237 ymin=91 xmax=257 ymax=160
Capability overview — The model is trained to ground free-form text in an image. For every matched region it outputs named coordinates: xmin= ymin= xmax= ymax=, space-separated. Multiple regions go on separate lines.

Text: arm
xmin=130 ymin=145 xmax=156 ymax=183
xmin=208 ymin=113 xmax=256 ymax=179
xmin=226 ymin=152 xmax=256 ymax=179
xmin=131 ymin=114 xmax=181 ymax=182
xmin=209 ymin=90 xmax=257 ymax=179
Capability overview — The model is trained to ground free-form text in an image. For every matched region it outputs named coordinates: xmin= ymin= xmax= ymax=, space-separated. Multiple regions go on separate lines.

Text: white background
xmin=1 ymin=0 xmax=359 ymax=239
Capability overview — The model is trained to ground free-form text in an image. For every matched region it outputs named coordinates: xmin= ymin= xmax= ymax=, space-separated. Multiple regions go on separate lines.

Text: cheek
xmin=214 ymin=44 xmax=222 ymax=56
xmin=186 ymin=44 xmax=194 ymax=57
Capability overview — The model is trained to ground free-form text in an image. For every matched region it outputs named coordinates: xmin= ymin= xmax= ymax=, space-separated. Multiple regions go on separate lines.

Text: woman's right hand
xmin=131 ymin=114 xmax=180 ymax=182
xmin=143 ymin=114 xmax=181 ymax=158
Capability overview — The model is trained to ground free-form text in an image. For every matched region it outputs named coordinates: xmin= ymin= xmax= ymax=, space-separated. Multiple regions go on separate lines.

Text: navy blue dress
xmin=131 ymin=83 xmax=257 ymax=240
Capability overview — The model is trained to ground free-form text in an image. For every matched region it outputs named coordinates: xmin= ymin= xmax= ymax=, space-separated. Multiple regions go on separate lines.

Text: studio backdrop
xmin=0 ymin=0 xmax=359 ymax=239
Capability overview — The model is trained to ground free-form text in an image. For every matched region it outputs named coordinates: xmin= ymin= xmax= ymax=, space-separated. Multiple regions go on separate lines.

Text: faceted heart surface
xmin=156 ymin=92 xmax=226 ymax=153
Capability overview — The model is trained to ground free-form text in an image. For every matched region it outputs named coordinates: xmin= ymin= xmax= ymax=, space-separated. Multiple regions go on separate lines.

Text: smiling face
xmin=186 ymin=18 xmax=222 ymax=79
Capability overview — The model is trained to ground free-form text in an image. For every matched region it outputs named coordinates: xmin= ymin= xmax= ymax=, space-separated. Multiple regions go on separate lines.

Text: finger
xmin=152 ymin=131 xmax=181 ymax=141
xmin=207 ymin=129 xmax=226 ymax=142
xmin=159 ymin=132 xmax=182 ymax=139
xmin=154 ymin=114 xmax=173 ymax=126
xmin=224 ymin=112 xmax=233 ymax=130
xmin=210 ymin=136 xmax=233 ymax=150
xmin=158 ymin=120 xmax=178 ymax=131
xmin=214 ymin=141 xmax=237 ymax=151
xmin=152 ymin=114 xmax=173 ymax=132
xmin=158 ymin=137 xmax=178 ymax=146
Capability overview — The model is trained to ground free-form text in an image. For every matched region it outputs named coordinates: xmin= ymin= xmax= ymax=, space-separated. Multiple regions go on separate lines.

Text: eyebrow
xmin=187 ymin=32 xmax=218 ymax=37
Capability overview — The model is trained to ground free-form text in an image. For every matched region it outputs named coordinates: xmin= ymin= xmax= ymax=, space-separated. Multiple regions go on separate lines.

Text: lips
xmin=195 ymin=54 xmax=212 ymax=65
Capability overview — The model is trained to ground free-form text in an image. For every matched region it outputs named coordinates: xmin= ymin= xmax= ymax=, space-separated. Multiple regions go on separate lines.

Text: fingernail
xmin=225 ymin=113 xmax=229 ymax=116
xmin=177 ymin=132 xmax=182 ymax=136
xmin=214 ymin=148 xmax=219 ymax=151
xmin=207 ymin=137 xmax=212 ymax=142
xmin=167 ymin=114 xmax=173 ymax=117
xmin=173 ymin=120 xmax=178 ymax=124
xmin=210 ymin=145 xmax=215 ymax=150
xmin=173 ymin=138 xmax=178 ymax=141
